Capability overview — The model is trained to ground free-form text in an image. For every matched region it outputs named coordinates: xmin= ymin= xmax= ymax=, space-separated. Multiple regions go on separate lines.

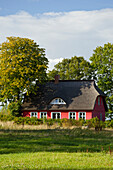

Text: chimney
xmin=54 ymin=75 xmax=60 ymax=84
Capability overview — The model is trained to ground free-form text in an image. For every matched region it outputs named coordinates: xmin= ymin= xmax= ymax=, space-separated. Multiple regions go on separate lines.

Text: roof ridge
xmin=48 ymin=79 xmax=94 ymax=82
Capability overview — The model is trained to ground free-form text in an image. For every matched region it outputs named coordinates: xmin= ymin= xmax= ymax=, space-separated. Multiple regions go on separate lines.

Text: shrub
xmin=109 ymin=120 xmax=113 ymax=128
xmin=61 ymin=118 xmax=72 ymax=127
xmin=45 ymin=119 xmax=55 ymax=126
xmin=85 ymin=119 xmax=93 ymax=128
xmin=104 ymin=120 xmax=111 ymax=128
xmin=8 ymin=102 xmax=21 ymax=117
xmin=0 ymin=113 xmax=14 ymax=121
xmin=23 ymin=117 xmax=31 ymax=125
xmin=13 ymin=117 xmax=24 ymax=124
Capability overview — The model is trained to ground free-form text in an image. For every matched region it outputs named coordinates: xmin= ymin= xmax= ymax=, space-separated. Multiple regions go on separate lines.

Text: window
xmin=101 ymin=98 xmax=103 ymax=105
xmin=30 ymin=112 xmax=37 ymax=118
xmin=79 ymin=112 xmax=86 ymax=120
xmin=100 ymin=113 xmax=102 ymax=121
xmin=98 ymin=97 xmax=100 ymax=105
xmin=50 ymin=98 xmax=66 ymax=104
xmin=40 ymin=112 xmax=47 ymax=119
xmin=69 ymin=112 xmax=76 ymax=119
xmin=51 ymin=112 xmax=61 ymax=119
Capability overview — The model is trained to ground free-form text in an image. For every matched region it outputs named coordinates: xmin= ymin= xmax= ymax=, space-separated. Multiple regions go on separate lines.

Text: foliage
xmin=90 ymin=43 xmax=113 ymax=116
xmin=85 ymin=117 xmax=105 ymax=130
xmin=48 ymin=56 xmax=91 ymax=80
xmin=8 ymin=101 xmax=21 ymax=116
xmin=0 ymin=37 xmax=48 ymax=104
xmin=107 ymin=120 xmax=113 ymax=128
xmin=0 ymin=113 xmax=14 ymax=121
xmin=61 ymin=118 xmax=72 ymax=127
xmin=13 ymin=117 xmax=43 ymax=125
xmin=1 ymin=114 xmax=113 ymax=129
xmin=0 ymin=104 xmax=9 ymax=115
xmin=90 ymin=117 xmax=100 ymax=128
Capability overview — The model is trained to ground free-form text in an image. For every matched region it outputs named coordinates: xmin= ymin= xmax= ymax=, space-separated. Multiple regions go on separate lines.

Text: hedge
xmin=0 ymin=113 xmax=113 ymax=128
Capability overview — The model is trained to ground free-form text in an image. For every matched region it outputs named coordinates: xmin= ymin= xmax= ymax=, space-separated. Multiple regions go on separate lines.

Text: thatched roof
xmin=22 ymin=80 xmax=107 ymax=111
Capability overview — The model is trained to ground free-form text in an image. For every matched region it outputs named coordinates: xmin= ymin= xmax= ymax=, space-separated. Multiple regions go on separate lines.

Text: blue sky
xmin=1 ymin=0 xmax=113 ymax=16
xmin=0 ymin=0 xmax=113 ymax=70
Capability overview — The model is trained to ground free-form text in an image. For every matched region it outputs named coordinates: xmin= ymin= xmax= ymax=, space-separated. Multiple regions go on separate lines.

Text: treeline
xmin=48 ymin=43 xmax=113 ymax=117
xmin=0 ymin=37 xmax=112 ymax=117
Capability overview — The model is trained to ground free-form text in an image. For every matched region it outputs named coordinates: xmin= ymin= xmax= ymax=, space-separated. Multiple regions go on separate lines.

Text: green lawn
xmin=0 ymin=128 xmax=113 ymax=169
xmin=0 ymin=152 xmax=113 ymax=169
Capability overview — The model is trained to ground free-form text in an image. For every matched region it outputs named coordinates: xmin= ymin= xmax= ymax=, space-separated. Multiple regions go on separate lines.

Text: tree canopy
xmin=0 ymin=37 xmax=48 ymax=104
xmin=90 ymin=43 xmax=113 ymax=116
xmin=48 ymin=56 xmax=91 ymax=80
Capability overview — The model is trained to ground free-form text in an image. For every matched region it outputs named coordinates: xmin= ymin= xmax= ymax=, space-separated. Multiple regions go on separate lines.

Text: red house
xmin=22 ymin=76 xmax=107 ymax=121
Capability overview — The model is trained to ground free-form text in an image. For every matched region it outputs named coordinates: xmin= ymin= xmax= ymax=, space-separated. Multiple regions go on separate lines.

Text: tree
xmin=90 ymin=43 xmax=113 ymax=117
xmin=48 ymin=56 xmax=91 ymax=80
xmin=0 ymin=37 xmax=48 ymax=113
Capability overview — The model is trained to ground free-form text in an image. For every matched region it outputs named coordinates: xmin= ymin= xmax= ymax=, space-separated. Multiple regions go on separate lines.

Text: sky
xmin=0 ymin=0 xmax=113 ymax=70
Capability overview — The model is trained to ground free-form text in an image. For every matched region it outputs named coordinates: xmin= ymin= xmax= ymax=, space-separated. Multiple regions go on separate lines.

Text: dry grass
xmin=0 ymin=120 xmax=113 ymax=132
xmin=0 ymin=121 xmax=63 ymax=130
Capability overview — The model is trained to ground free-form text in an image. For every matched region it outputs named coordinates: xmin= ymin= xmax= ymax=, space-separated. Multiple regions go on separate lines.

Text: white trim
xmin=40 ymin=112 xmax=47 ymax=119
xmin=69 ymin=112 xmax=76 ymax=119
xmin=78 ymin=112 xmax=86 ymax=120
xmin=30 ymin=112 xmax=38 ymax=118
xmin=51 ymin=112 xmax=61 ymax=119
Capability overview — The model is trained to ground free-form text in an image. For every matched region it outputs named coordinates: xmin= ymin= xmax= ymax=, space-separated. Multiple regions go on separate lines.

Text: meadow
xmin=0 ymin=125 xmax=113 ymax=169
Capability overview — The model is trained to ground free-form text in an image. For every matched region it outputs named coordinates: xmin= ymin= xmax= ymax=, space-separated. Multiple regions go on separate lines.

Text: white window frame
xmin=51 ymin=112 xmax=61 ymax=119
xmin=69 ymin=112 xmax=76 ymax=119
xmin=50 ymin=98 xmax=66 ymax=104
xmin=78 ymin=112 xmax=86 ymax=120
xmin=30 ymin=112 xmax=38 ymax=118
xmin=40 ymin=112 xmax=47 ymax=119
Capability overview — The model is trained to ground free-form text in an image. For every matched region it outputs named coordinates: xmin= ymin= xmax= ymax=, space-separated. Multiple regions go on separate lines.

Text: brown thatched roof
xmin=22 ymin=80 xmax=107 ymax=111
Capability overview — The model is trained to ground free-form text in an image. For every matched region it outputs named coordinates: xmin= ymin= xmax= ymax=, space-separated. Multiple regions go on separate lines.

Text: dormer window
xmin=50 ymin=98 xmax=66 ymax=104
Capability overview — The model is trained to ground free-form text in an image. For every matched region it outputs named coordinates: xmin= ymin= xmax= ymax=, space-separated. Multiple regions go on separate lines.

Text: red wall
xmin=23 ymin=110 xmax=92 ymax=120
xmin=92 ymin=96 xmax=105 ymax=121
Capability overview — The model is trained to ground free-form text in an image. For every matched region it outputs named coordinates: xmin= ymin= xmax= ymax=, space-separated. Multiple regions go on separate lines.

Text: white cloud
xmin=0 ymin=8 xmax=113 ymax=70
xmin=43 ymin=12 xmax=63 ymax=17
xmin=48 ymin=58 xmax=64 ymax=70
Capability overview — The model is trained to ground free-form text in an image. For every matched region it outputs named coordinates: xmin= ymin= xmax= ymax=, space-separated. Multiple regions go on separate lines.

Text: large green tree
xmin=90 ymin=43 xmax=113 ymax=117
xmin=48 ymin=56 xmax=91 ymax=80
xmin=0 ymin=37 xmax=48 ymax=104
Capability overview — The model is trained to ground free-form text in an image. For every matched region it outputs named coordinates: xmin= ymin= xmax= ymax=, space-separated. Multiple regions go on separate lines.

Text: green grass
xmin=0 ymin=128 xmax=113 ymax=169
xmin=0 ymin=152 xmax=113 ymax=169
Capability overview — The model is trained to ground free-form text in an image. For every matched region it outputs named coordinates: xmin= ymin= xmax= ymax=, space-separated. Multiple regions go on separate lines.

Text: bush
xmin=85 ymin=119 xmax=93 ymax=128
xmin=13 ymin=117 xmax=24 ymax=124
xmin=8 ymin=102 xmax=21 ymax=117
xmin=108 ymin=120 xmax=113 ymax=128
xmin=1 ymin=113 xmax=113 ymax=129
xmin=0 ymin=113 xmax=14 ymax=121
xmin=61 ymin=118 xmax=72 ymax=127
xmin=104 ymin=120 xmax=111 ymax=128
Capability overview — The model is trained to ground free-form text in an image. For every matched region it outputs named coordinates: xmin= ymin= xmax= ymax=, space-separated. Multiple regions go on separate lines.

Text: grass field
xmin=0 ymin=127 xmax=113 ymax=169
